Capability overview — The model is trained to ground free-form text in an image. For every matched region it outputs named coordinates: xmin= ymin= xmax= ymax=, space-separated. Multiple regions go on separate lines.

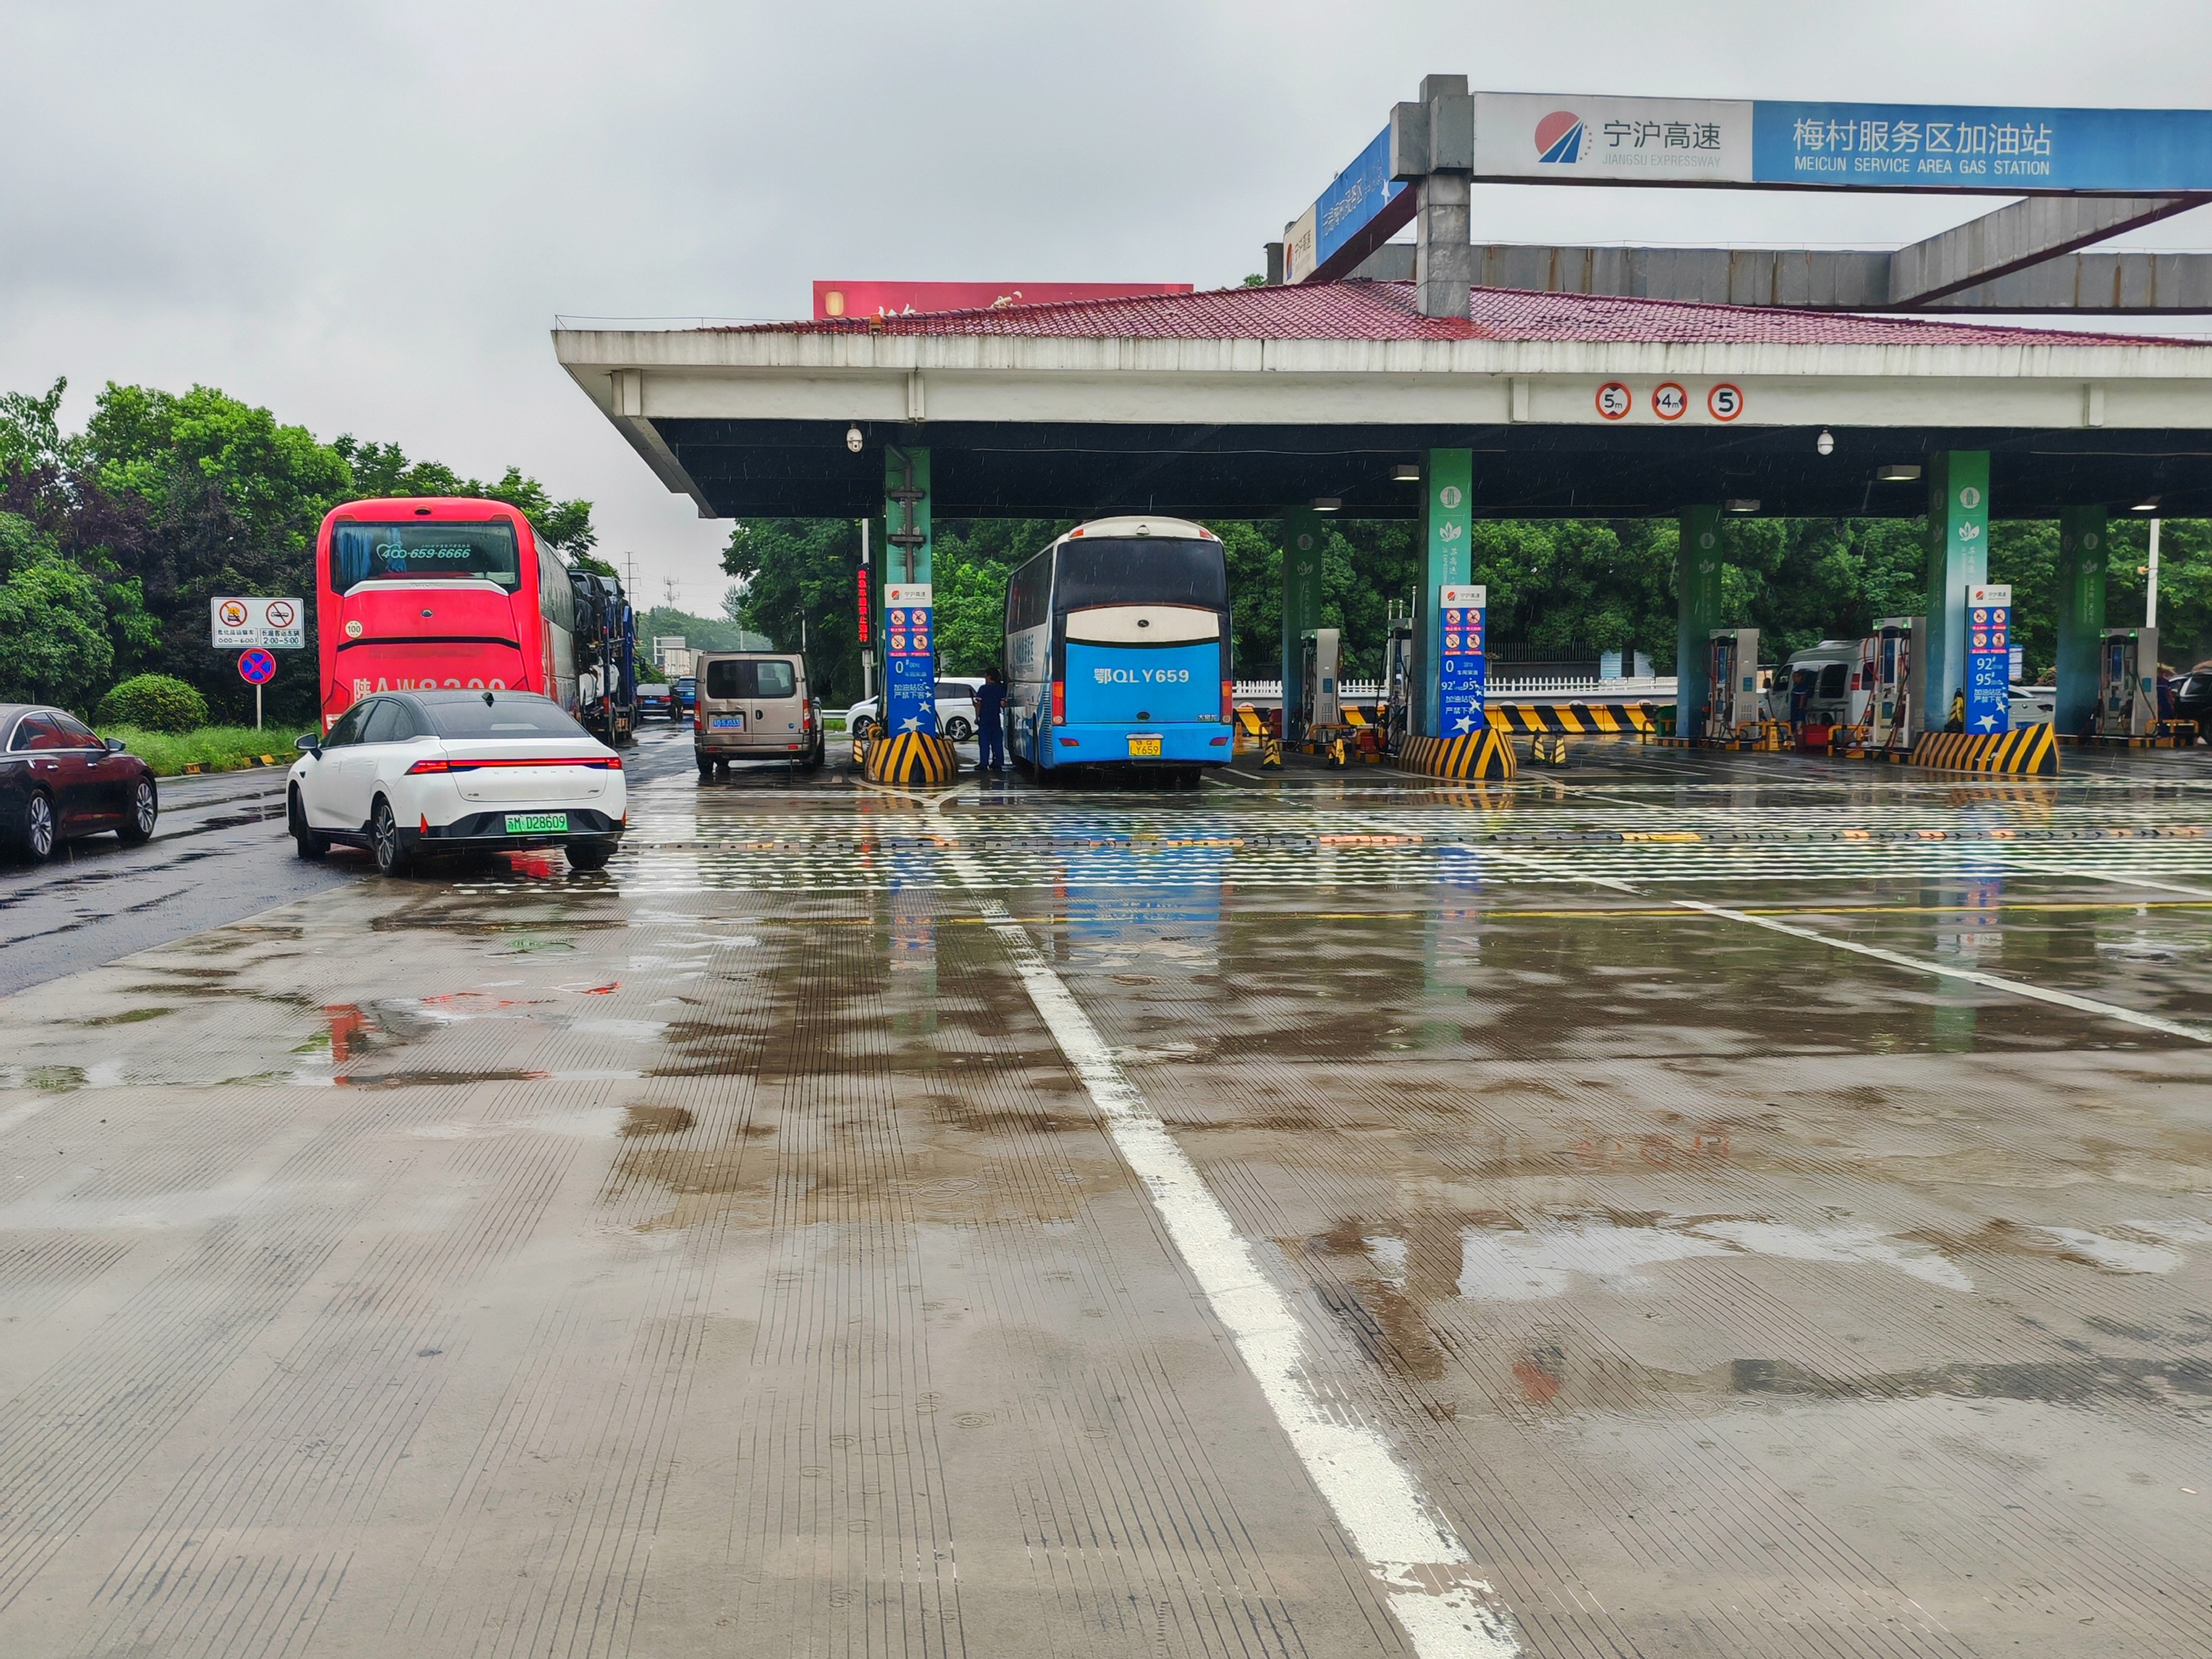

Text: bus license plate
xmin=505 ymin=812 xmax=568 ymax=833
xmin=1128 ymin=736 xmax=1163 ymax=758
xmin=710 ymin=715 xmax=745 ymax=730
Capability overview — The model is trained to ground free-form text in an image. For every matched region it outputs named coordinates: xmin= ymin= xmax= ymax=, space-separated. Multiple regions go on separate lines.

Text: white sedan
xmin=845 ymin=677 xmax=986 ymax=739
xmin=287 ymin=689 xmax=626 ymax=876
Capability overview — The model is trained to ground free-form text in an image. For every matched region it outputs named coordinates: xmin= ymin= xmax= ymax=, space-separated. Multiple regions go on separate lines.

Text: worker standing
xmin=975 ymin=666 xmax=1008 ymax=773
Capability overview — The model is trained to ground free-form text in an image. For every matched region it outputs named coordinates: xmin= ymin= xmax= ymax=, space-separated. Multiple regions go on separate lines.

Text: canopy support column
xmin=1923 ymin=451 xmax=1991 ymax=731
xmin=2055 ymin=507 xmax=2108 ymax=735
xmin=1413 ymin=449 xmax=1473 ymax=736
xmin=1676 ymin=506 xmax=1724 ymax=733
xmin=1280 ymin=507 xmax=1326 ymax=742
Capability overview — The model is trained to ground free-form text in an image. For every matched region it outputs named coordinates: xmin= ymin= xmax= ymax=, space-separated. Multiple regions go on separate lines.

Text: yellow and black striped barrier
xmin=1908 ymin=724 xmax=2059 ymax=777
xmin=1486 ymin=701 xmax=1657 ymax=736
xmin=863 ymin=729 xmax=960 ymax=786
xmin=1394 ymin=728 xmax=1518 ymax=781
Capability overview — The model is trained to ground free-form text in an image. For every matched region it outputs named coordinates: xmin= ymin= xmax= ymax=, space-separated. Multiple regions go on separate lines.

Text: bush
xmin=96 ymin=673 xmax=208 ymax=733
xmin=104 ymin=724 xmax=313 ymax=778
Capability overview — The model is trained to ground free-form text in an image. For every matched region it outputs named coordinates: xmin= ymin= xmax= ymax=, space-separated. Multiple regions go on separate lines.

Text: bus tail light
xmin=1051 ymin=680 xmax=1064 ymax=724
xmin=1221 ymin=680 xmax=1233 ymax=721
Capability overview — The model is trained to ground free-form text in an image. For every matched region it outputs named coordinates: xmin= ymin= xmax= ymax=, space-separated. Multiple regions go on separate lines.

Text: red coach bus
xmin=314 ymin=498 xmax=579 ymax=731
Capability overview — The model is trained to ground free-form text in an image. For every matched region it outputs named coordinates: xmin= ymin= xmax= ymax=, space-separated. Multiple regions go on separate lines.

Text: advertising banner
xmin=210 ymin=595 xmax=305 ymax=649
xmin=1286 ymin=125 xmax=1408 ymax=280
xmin=884 ymin=582 xmax=936 ymax=734
xmin=1439 ymin=584 xmax=1488 ymax=734
xmin=1966 ymin=583 xmax=2013 ymax=734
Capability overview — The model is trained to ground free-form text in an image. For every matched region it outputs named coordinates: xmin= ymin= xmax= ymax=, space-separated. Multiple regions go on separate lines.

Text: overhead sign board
xmin=211 ymin=595 xmax=304 ymax=649
xmin=1286 ymin=93 xmax=2212 ymax=274
xmin=813 ymin=282 xmax=1192 ymax=320
xmin=1284 ymin=126 xmax=1409 ymax=283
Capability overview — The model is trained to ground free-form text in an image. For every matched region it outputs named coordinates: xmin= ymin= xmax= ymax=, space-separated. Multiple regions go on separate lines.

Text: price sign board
xmin=1966 ymin=583 xmax=2011 ymax=734
xmin=884 ymin=582 xmax=936 ymax=734
xmin=1439 ymin=585 xmax=1488 ymax=734
xmin=212 ymin=596 xmax=304 ymax=649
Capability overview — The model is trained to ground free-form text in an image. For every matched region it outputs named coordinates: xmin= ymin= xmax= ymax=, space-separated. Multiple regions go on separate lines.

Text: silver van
xmin=694 ymin=652 xmax=824 ymax=777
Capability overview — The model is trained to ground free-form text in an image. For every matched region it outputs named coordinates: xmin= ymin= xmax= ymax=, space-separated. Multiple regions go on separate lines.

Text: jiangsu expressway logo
xmin=1534 ymin=110 xmax=1585 ymax=164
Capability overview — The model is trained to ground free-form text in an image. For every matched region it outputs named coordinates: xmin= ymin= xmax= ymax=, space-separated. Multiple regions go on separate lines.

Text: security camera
xmin=1816 ymin=428 xmax=1835 ymax=456
xmin=845 ymin=425 xmax=863 ymax=454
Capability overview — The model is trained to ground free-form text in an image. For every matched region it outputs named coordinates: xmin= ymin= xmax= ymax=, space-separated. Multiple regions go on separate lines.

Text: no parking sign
xmin=238 ymin=649 xmax=276 ymax=685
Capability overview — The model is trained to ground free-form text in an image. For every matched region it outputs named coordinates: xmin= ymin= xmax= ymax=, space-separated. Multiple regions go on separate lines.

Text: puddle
xmin=621 ymin=1105 xmax=695 ymax=1136
xmin=1455 ymin=1215 xmax=1974 ymax=1300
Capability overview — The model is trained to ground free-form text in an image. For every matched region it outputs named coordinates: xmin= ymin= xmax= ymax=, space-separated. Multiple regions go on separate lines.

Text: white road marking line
xmin=1669 ymin=897 xmax=2212 ymax=1044
xmin=944 ymin=845 xmax=1518 ymax=1659
xmin=1994 ymin=857 xmax=2212 ymax=901
xmin=1455 ymin=838 xmax=2212 ymax=1046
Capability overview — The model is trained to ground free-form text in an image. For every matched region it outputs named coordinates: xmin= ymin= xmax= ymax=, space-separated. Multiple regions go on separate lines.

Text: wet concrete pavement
xmin=0 ymin=727 xmax=2207 ymax=1656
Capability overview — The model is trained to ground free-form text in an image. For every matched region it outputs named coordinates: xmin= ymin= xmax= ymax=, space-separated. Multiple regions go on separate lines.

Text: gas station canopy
xmin=557 ymin=281 xmax=2212 ymax=522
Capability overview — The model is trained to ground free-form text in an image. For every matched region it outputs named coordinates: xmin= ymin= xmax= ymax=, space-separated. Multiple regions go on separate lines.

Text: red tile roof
xmin=721 ymin=279 xmax=2204 ymax=351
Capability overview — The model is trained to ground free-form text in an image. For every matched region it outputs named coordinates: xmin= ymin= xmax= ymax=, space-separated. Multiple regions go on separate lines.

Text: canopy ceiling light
xmin=1311 ymin=497 xmax=1342 ymax=512
xmin=1724 ymin=498 xmax=1760 ymax=513
xmin=2134 ymin=499 xmax=2162 ymax=512
xmin=1391 ymin=464 xmax=1422 ymax=482
xmin=1876 ymin=464 xmax=1922 ymax=482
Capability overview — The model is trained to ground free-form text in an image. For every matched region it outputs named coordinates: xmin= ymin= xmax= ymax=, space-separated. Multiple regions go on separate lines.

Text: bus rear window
xmin=423 ymin=696 xmax=585 ymax=739
xmin=331 ymin=522 xmax=521 ymax=590
xmin=1054 ymin=539 xmax=1227 ymax=612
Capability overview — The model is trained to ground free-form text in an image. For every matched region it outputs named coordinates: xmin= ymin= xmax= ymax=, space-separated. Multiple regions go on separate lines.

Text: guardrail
xmin=1231 ymin=677 xmax=1678 ymax=704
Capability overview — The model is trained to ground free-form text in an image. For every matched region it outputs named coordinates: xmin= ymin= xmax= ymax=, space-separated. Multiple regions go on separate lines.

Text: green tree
xmin=0 ymin=549 xmax=114 ymax=709
xmin=723 ymin=518 xmax=866 ymax=703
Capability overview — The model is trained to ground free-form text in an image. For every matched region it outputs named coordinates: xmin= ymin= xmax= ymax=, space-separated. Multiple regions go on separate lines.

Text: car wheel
xmin=567 ymin=841 xmax=613 ymax=872
xmin=943 ymin=716 xmax=974 ymax=742
xmin=289 ymin=788 xmax=328 ymax=860
xmin=117 ymin=777 xmax=158 ymax=845
xmin=9 ymin=790 xmax=58 ymax=862
xmin=370 ymin=796 xmax=410 ymax=876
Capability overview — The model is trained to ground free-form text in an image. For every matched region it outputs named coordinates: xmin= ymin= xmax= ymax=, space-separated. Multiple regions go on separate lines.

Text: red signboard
xmin=814 ymin=280 xmax=1193 ymax=321
xmin=855 ymin=564 xmax=870 ymax=644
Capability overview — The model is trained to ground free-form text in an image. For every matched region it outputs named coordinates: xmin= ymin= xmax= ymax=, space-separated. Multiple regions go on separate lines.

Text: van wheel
xmin=696 ymin=754 xmax=714 ymax=781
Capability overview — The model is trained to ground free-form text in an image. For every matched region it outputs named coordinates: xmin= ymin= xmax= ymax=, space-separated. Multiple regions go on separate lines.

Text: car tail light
xmin=405 ymin=757 xmax=451 ymax=775
xmin=419 ymin=813 xmax=430 ymax=833
xmin=1051 ymin=680 xmax=1064 ymax=724
xmin=1220 ymin=680 xmax=1233 ymax=721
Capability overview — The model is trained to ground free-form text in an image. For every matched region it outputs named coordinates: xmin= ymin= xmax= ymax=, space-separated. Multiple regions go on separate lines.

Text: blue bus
xmin=1004 ymin=516 xmax=1233 ymax=781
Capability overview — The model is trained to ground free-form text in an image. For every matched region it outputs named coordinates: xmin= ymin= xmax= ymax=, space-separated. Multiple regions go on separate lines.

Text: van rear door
xmin=750 ymin=659 xmax=806 ymax=750
xmin=700 ymin=657 xmax=750 ymax=749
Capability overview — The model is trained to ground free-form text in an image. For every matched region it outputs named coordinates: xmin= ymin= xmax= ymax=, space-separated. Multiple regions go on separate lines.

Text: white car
xmin=287 ymin=689 xmax=626 ymax=876
xmin=845 ymin=677 xmax=986 ymax=739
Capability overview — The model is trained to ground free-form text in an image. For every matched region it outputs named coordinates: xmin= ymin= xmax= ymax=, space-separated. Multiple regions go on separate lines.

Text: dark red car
xmin=0 ymin=704 xmax=159 ymax=860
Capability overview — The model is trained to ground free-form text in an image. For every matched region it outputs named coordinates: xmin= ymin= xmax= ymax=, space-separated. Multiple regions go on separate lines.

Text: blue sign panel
xmin=1965 ymin=584 xmax=2011 ymax=734
xmin=1754 ymin=102 xmax=2212 ymax=192
xmin=1316 ymin=127 xmax=1406 ymax=268
xmin=884 ymin=583 xmax=937 ymax=734
xmin=1438 ymin=586 xmax=1487 ymax=735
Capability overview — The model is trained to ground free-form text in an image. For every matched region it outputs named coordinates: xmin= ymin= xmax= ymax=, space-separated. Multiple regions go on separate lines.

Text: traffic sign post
xmin=238 ymin=649 xmax=276 ymax=730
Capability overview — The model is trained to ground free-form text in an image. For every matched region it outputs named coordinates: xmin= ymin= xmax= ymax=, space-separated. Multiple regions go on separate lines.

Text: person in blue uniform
xmin=974 ymin=667 xmax=1007 ymax=773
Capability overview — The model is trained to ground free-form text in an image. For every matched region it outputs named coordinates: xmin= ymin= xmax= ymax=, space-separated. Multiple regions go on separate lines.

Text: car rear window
xmin=706 ymin=660 xmax=797 ymax=699
xmin=424 ymin=697 xmax=588 ymax=739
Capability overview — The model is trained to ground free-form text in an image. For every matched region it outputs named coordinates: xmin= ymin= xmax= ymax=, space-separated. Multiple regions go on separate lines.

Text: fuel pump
xmin=1860 ymin=615 xmax=1923 ymax=749
xmin=1704 ymin=628 xmax=1760 ymax=740
xmin=2096 ymin=626 xmax=2158 ymax=737
xmin=1381 ymin=602 xmax=1413 ymax=752
xmin=1297 ymin=627 xmax=1341 ymax=740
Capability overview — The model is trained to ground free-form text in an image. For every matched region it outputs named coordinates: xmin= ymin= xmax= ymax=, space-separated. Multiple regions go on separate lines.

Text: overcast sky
xmin=4 ymin=0 xmax=2208 ymax=613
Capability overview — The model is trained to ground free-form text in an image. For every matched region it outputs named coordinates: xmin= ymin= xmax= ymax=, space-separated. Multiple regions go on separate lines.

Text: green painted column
xmin=2055 ymin=506 xmax=2108 ymax=735
xmin=882 ymin=446 xmax=935 ymax=733
xmin=1417 ymin=450 xmax=1473 ymax=735
xmin=1280 ymin=506 xmax=1326 ymax=738
xmin=1923 ymin=451 xmax=1990 ymax=731
xmin=1675 ymin=506 xmax=1724 ymax=732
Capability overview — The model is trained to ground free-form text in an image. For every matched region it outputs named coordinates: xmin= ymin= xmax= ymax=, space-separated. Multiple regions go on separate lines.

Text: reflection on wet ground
xmin=0 ymin=732 xmax=2208 ymax=1658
